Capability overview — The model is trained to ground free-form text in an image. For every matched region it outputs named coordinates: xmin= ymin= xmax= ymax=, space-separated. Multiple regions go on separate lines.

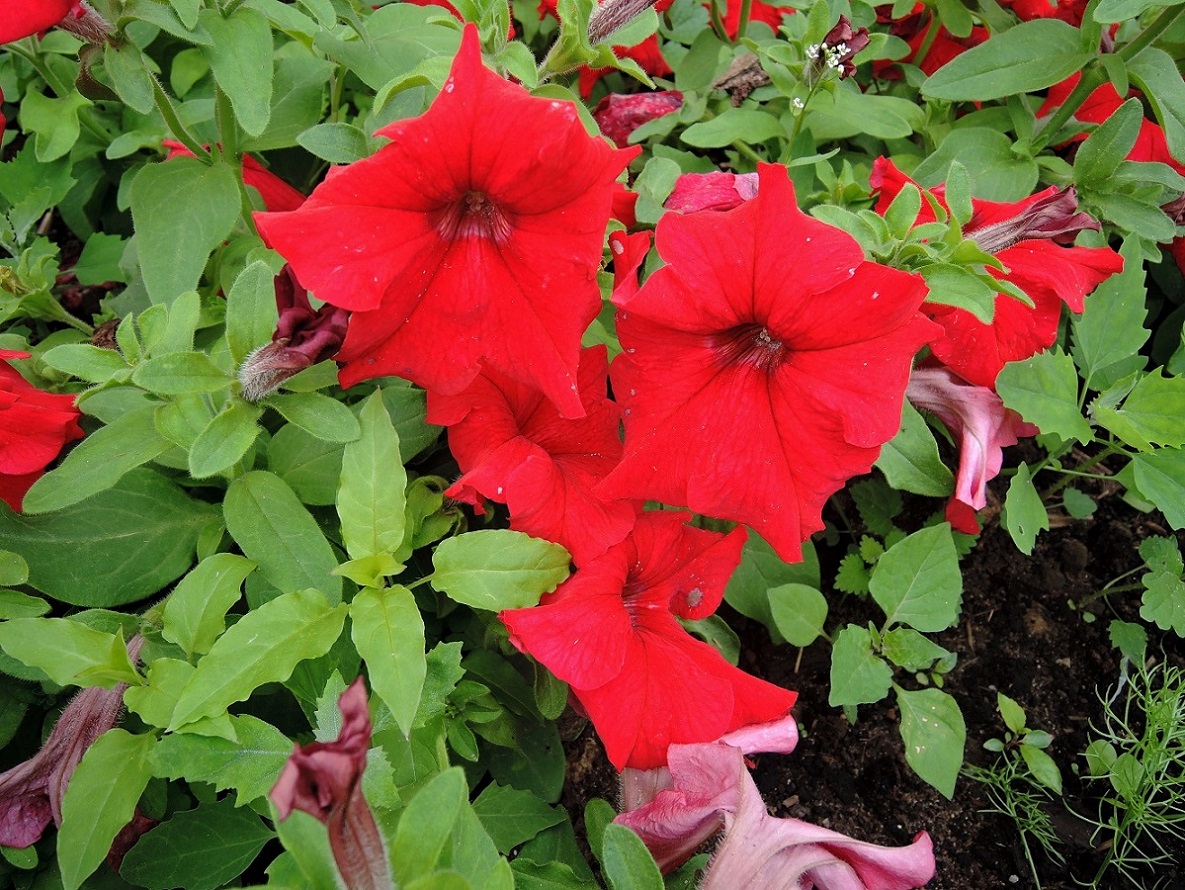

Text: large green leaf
xmin=168 ymin=588 xmax=347 ymax=730
xmin=1071 ymin=239 xmax=1148 ymax=384
xmin=1131 ymin=447 xmax=1185 ymax=529
xmin=151 ymin=713 xmax=294 ymax=803
xmin=392 ymin=768 xmax=468 ymax=884
xmin=1002 ymin=462 xmax=1049 ymax=555
xmin=21 ymin=406 xmax=173 ymax=514
xmin=161 ymin=554 xmax=256 ymax=657
xmin=58 ymin=730 xmax=156 ymax=890
xmin=601 ymin=823 xmax=663 ymax=890
xmin=870 ymin=524 xmax=962 ymax=632
xmin=198 ymin=6 xmax=274 ymax=136
xmin=337 ymin=390 xmax=406 ymax=562
xmin=188 ymin=401 xmax=264 ymax=478
xmin=432 ymin=530 xmax=571 ymax=611
xmin=921 ymin=20 xmax=1091 ymax=102
xmin=351 ymin=585 xmax=425 ymax=738
xmin=226 ymin=260 xmax=281 ymax=365
xmin=224 ymin=471 xmax=343 ymax=603
xmin=130 ymin=157 xmax=241 ymax=304
xmin=876 ymin=401 xmax=955 ymax=497
xmin=471 ymin=783 xmax=566 ymax=854
xmin=0 ymin=619 xmax=138 ymax=687
xmin=997 ymin=350 xmax=1093 ymax=444
xmin=828 ymin=625 xmax=893 ymax=706
xmin=0 ymin=468 xmax=215 ymax=606
xmin=313 ymin=4 xmax=461 ymax=91
xmin=896 ymin=686 xmax=966 ymax=799
xmin=1094 ymin=371 xmax=1185 ymax=451
xmin=120 ymin=797 xmax=274 ymax=890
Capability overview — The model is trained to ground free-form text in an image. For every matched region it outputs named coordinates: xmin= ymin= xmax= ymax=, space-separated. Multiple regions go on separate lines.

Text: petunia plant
xmin=0 ymin=0 xmax=1183 ymax=887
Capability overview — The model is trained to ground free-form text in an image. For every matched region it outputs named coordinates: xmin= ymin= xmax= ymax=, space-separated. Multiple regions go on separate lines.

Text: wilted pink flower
xmin=907 ymin=364 xmax=1038 ymax=534
xmin=271 ymin=678 xmax=389 ymax=890
xmin=617 ymin=729 xmax=935 ymax=887
xmin=809 ymin=16 xmax=871 ymax=80
xmin=0 ymin=635 xmax=143 ymax=848
xmin=664 ymin=171 xmax=759 ymax=213
xmin=238 ymin=266 xmax=349 ymax=401
xmin=593 ymin=91 xmax=683 ymax=149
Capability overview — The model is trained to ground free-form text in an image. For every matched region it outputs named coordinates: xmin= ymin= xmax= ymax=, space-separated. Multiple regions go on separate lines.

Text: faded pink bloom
xmin=906 ymin=364 xmax=1038 ymax=534
xmin=271 ymin=678 xmax=389 ymax=890
xmin=0 ymin=635 xmax=143 ymax=848
xmin=664 ymin=171 xmax=760 ymax=213
xmin=593 ymin=91 xmax=683 ymax=149
xmin=617 ymin=731 xmax=934 ymax=887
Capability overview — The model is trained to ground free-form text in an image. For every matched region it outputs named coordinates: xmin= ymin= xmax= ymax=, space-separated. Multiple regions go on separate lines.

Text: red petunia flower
xmin=0 ymin=0 xmax=109 ymax=44
xmin=256 ymin=25 xmax=635 ymax=418
xmin=907 ymin=364 xmax=1038 ymax=534
xmin=1000 ymin=0 xmax=1088 ymax=24
xmin=717 ymin=0 xmax=791 ymax=39
xmin=870 ymin=157 xmax=1124 ymax=389
xmin=875 ymin=3 xmax=987 ymax=78
xmin=0 ymin=350 xmax=84 ymax=512
xmin=597 ymin=164 xmax=936 ymax=564
xmin=593 ymin=91 xmax=683 ymax=149
xmin=500 ymin=511 xmax=796 ymax=770
xmin=428 ymin=345 xmax=637 ymax=565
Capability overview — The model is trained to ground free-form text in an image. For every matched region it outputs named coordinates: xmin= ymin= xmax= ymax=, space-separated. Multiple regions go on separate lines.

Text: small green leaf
xmin=226 ymin=260 xmax=281 ymax=365
xmin=0 ymin=619 xmax=138 ymax=687
xmin=680 ymin=108 xmax=784 ymax=148
xmin=270 ymin=391 xmax=361 ymax=443
xmin=472 ymin=783 xmax=566 ymax=854
xmin=881 ymin=627 xmax=952 ymax=671
xmin=58 ymin=730 xmax=156 ymax=890
xmin=0 ymin=550 xmax=29 ymax=587
xmin=161 ymin=554 xmax=256 ymax=657
xmin=1075 ymin=99 xmax=1143 ymax=187
xmin=1108 ymin=619 xmax=1147 ymax=663
xmin=297 ymin=122 xmax=371 ymax=164
xmin=188 ymin=401 xmax=263 ymax=478
xmin=1140 ymin=571 xmax=1185 ymax=636
xmin=119 ymin=796 xmax=274 ymax=890
xmin=0 ymin=589 xmax=49 ymax=619
xmin=1020 ymin=745 xmax=1063 ymax=794
xmin=768 ymin=583 xmax=828 ymax=647
xmin=601 ymin=823 xmax=663 ymax=890
xmin=168 ymin=588 xmax=347 ymax=730
xmin=828 ymin=625 xmax=893 ymax=706
xmin=876 ymin=400 xmax=955 ymax=497
xmin=1093 ymin=370 xmax=1185 ymax=451
xmin=996 ymin=692 xmax=1027 ymax=735
xmin=869 ymin=524 xmax=962 ymax=632
xmin=337 ymin=390 xmax=405 ymax=562
xmin=1131 ymin=448 xmax=1185 ymax=529
xmin=351 ymin=585 xmax=425 ymax=738
xmin=150 ymin=713 xmax=293 ymax=803
xmin=392 ymin=768 xmax=467 ymax=883
xmin=895 ymin=686 xmax=965 ymax=799
xmin=40 ymin=343 xmax=129 ymax=382
xmin=432 ymin=530 xmax=571 ymax=611
xmin=1002 ymin=462 xmax=1049 ymax=555
xmin=921 ymin=20 xmax=1091 ymax=102
xmin=724 ymin=536 xmax=820 ymax=643
xmin=104 ymin=42 xmax=156 ymax=114
xmin=132 ymin=352 xmax=232 ymax=394
xmin=1126 ymin=48 xmax=1185 ymax=161
xmin=997 ymin=350 xmax=1093 ymax=443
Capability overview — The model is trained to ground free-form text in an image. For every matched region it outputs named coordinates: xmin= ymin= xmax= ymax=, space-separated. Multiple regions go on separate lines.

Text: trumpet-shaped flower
xmin=871 ymin=157 xmax=1123 ymax=389
xmin=598 ymin=164 xmax=936 ymax=563
xmin=501 ymin=511 xmax=796 ymax=770
xmin=256 ymin=24 xmax=636 ymax=417
xmin=428 ymin=345 xmax=636 ymax=565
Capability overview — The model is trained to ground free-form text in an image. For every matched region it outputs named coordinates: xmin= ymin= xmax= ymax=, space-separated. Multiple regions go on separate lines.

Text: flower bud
xmin=588 ymin=0 xmax=658 ymax=45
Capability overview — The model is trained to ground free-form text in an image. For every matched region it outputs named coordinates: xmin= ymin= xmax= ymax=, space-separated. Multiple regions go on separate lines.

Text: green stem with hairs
xmin=152 ymin=76 xmax=211 ymax=162
xmin=734 ymin=0 xmax=753 ymax=42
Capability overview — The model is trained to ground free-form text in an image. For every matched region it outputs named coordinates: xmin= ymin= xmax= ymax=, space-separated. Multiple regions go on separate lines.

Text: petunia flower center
xmin=712 ymin=323 xmax=789 ymax=373
xmin=434 ymin=190 xmax=514 ymax=244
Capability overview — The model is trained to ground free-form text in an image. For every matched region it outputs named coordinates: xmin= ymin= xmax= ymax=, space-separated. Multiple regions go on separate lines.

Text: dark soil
xmin=562 ymin=479 xmax=1185 ymax=889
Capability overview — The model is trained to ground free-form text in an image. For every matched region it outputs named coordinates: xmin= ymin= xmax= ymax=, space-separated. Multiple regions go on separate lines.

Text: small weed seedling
xmin=964 ymin=693 xmax=1065 ymax=888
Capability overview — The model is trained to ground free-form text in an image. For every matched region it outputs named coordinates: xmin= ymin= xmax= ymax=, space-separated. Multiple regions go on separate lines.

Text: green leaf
xmin=188 ymin=401 xmax=263 ymax=478
xmin=0 ymin=590 xmax=49 ymax=619
xmin=0 ymin=468 xmax=216 ymax=606
xmin=1140 ymin=571 xmax=1185 ymax=636
xmin=104 ymin=42 xmax=156 ymax=114
xmin=132 ymin=352 xmax=232 ymax=394
xmin=351 ymin=585 xmax=426 ymax=738
xmin=161 ymin=554 xmax=256 ymax=657
xmin=828 ymin=625 xmax=893 ymax=706
xmin=432 ymin=530 xmax=570 ymax=611
xmin=226 ymin=260 xmax=281 ymax=365
xmin=913 ymin=127 xmax=1039 ymax=201
xmin=313 ymin=4 xmax=461 ymax=91
xmin=224 ymin=471 xmax=343 ymax=603
xmin=601 ymin=823 xmax=663 ymax=890
xmin=882 ymin=627 xmax=953 ymax=671
xmin=680 ymin=109 xmax=785 ymax=148
xmin=268 ymin=423 xmax=343 ymax=506
xmin=1093 ymin=0 xmax=1173 ymax=20
xmin=895 ymin=686 xmax=965 ymax=799
xmin=767 ymin=583 xmax=828 ymax=647
xmin=392 ymin=768 xmax=468 ymax=884
xmin=919 ymin=263 xmax=998 ymax=323
xmin=297 ymin=122 xmax=371 ymax=164
xmin=119 ymin=796 xmax=274 ymax=890
xmin=0 ymin=619 xmax=138 ymax=687
xmin=198 ymin=6 xmax=274 ymax=136
xmin=1093 ymin=370 xmax=1185 ymax=450
xmin=1002 ymin=462 xmax=1049 ymax=555
xmin=125 ymin=657 xmax=196 ymax=728
xmin=151 ymin=713 xmax=293 ymax=803
xmin=1020 ymin=745 xmax=1063 ymax=794
xmin=997 ymin=692 xmax=1027 ymax=734
xmin=1075 ymin=98 xmax=1143 ymax=188
xmin=834 ymin=551 xmax=872 ymax=595
xmin=1108 ymin=619 xmax=1147 ymax=663
xmin=511 ymin=860 xmax=599 ymax=890
xmin=1071 ymin=239 xmax=1148 ymax=383
xmin=921 ymin=20 xmax=1091 ymax=102
xmin=997 ymin=350 xmax=1093 ymax=444
xmin=1131 ymin=448 xmax=1185 ymax=528
xmin=168 ymin=588 xmax=347 ymax=730
xmin=40 ymin=343 xmax=129 ymax=382
xmin=876 ymin=401 xmax=955 ymax=496
xmin=1126 ymin=48 xmax=1185 ymax=161
xmin=724 ymin=536 xmax=820 ymax=643
xmin=486 ymin=720 xmax=565 ymax=803
xmin=58 ymin=729 xmax=156 ymax=890
xmin=472 ymin=783 xmax=565 ymax=854
xmin=337 ymin=389 xmax=405 ymax=563
xmin=130 ymin=158 xmax=241 ymax=304
xmin=21 ymin=406 xmax=172 ymax=514
xmin=806 ymin=89 xmax=924 ymax=141
xmin=18 ymin=90 xmax=90 ymax=163
xmin=869 ymin=525 xmax=962 ymax=632
xmin=270 ymin=391 xmax=362 ymax=443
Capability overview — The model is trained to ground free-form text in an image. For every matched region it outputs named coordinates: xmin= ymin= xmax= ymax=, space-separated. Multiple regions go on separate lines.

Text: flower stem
xmin=707 ymin=0 xmax=729 ymax=43
xmin=734 ymin=0 xmax=753 ymax=41
xmin=152 ymin=76 xmax=211 ymax=162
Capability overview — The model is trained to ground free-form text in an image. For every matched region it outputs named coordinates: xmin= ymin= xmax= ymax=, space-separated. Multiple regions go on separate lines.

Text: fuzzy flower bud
xmin=588 ymin=0 xmax=658 ymax=45
xmin=967 ymin=186 xmax=1100 ymax=254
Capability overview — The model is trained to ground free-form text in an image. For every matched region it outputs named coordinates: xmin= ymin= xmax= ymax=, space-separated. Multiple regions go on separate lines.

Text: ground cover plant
xmin=0 ymin=0 xmax=1184 ymax=886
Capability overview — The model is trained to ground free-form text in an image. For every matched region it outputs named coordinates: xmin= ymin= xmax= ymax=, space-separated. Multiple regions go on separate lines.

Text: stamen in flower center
xmin=713 ymin=323 xmax=788 ymax=372
xmin=434 ymin=190 xmax=513 ymax=243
